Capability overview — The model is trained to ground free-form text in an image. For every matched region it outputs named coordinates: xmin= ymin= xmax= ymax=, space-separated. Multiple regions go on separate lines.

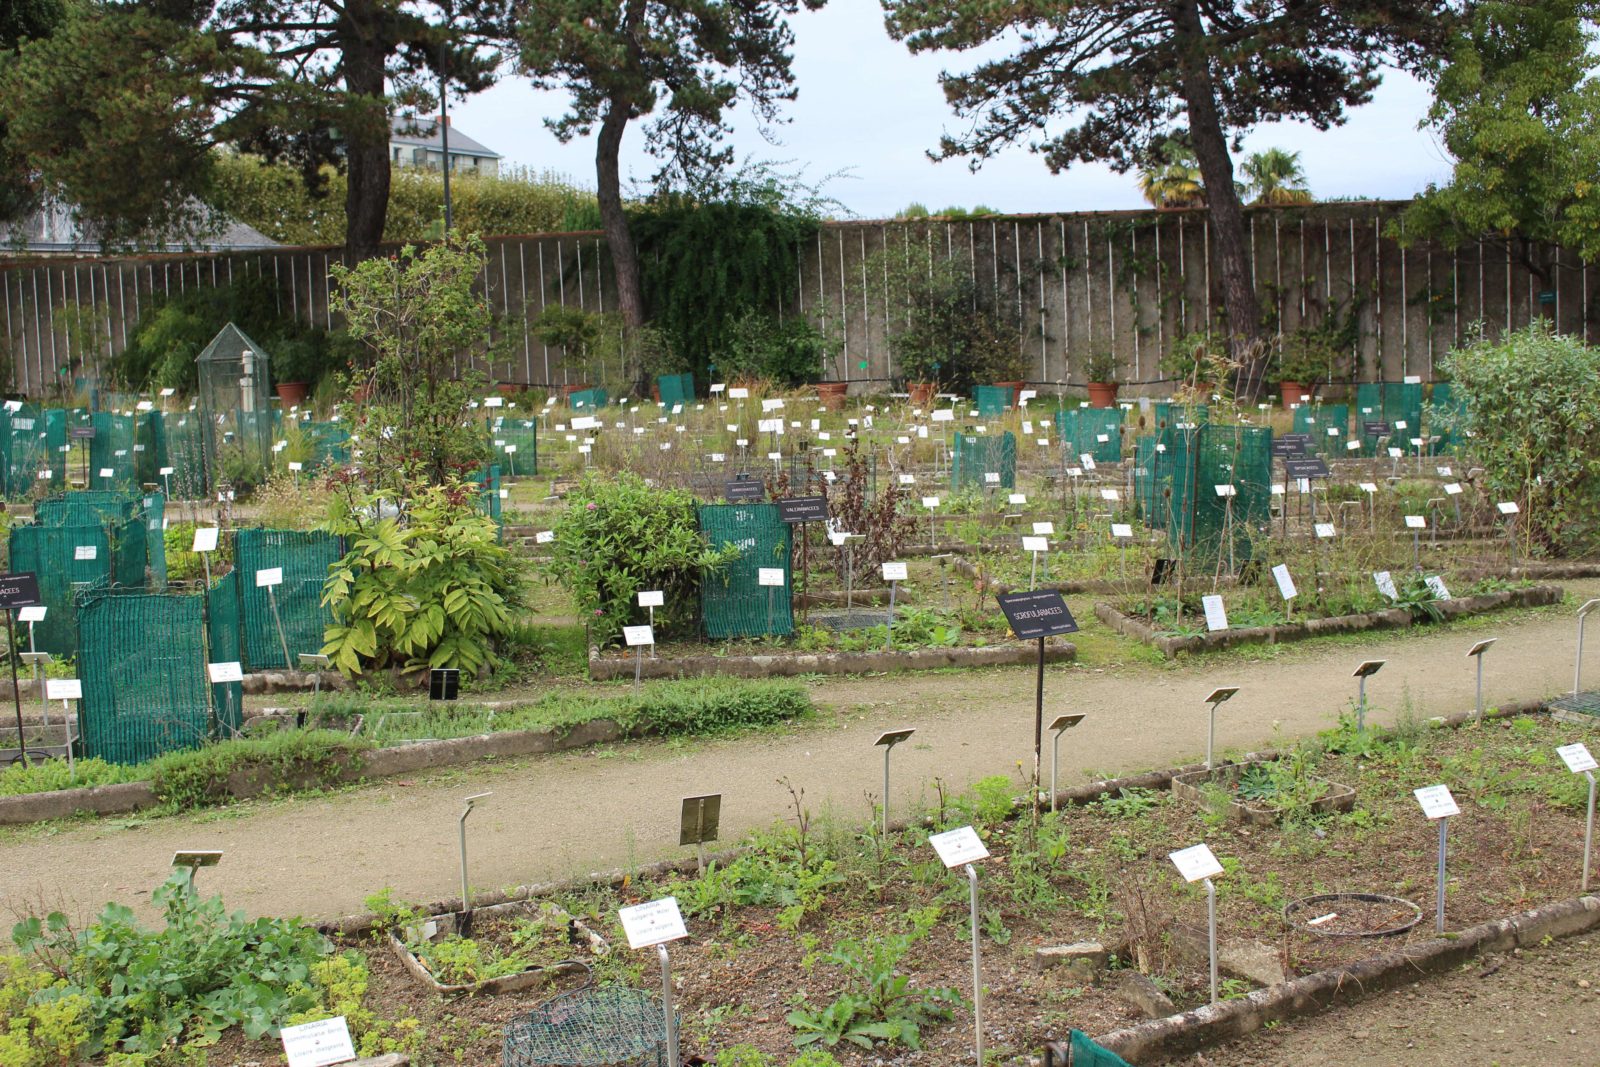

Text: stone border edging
xmin=1064 ymin=894 xmax=1600 ymax=1065
xmin=587 ymin=640 xmax=1077 ymax=680
xmin=1095 ymin=584 xmax=1562 ymax=659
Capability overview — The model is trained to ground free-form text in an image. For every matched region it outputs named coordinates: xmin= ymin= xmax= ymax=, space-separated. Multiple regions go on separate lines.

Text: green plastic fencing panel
xmin=141 ymin=411 xmax=209 ymax=498
xmin=1150 ymin=401 xmax=1209 ymax=431
xmin=8 ymin=523 xmax=112 ymax=655
xmin=1292 ymin=404 xmax=1350 ymax=455
xmin=1357 ymin=383 xmax=1425 ymax=454
xmin=568 ymin=387 xmax=608 ymax=411
xmin=303 ymin=419 xmax=352 ymax=469
xmin=89 ymin=412 xmax=139 ymax=490
xmin=78 ymin=589 xmax=212 ymax=765
xmin=34 ymin=490 xmax=136 ymax=529
xmin=1056 ymin=409 xmax=1124 ymax=464
xmin=233 ymin=529 xmax=342 ymax=670
xmin=951 ymin=431 xmax=1017 ymax=490
xmin=471 ymin=464 xmax=504 ymax=534
xmin=697 ymin=503 xmax=793 ymax=639
xmin=1428 ymin=383 xmax=1468 ymax=452
xmin=974 ymin=385 xmax=1013 ymax=418
xmin=1 ymin=405 xmax=59 ymax=498
xmin=141 ymin=492 xmax=168 ymax=589
xmin=657 ymin=373 xmax=695 ymax=407
xmin=491 ymin=421 xmax=538 ymax=476
xmin=208 ymin=570 xmax=245 ymax=732
xmin=1063 ymin=1030 xmax=1135 ymax=1067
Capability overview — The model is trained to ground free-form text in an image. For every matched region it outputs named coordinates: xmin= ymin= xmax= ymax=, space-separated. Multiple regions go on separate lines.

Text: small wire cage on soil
xmin=502 ymin=978 xmax=671 ymax=1067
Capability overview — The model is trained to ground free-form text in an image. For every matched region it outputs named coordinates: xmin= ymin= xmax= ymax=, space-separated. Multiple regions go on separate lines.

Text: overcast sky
xmin=451 ymin=4 xmax=1454 ymax=219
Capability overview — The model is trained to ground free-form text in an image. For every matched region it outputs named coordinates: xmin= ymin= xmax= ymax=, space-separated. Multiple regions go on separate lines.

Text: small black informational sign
xmin=68 ymin=427 xmax=95 ymax=440
xmin=996 ymin=590 xmax=1080 ymax=640
xmin=1283 ymin=456 xmax=1331 ymax=480
xmin=1362 ymin=420 xmax=1392 ymax=437
xmin=1271 ymin=434 xmax=1310 ymax=457
xmin=0 ymin=573 xmax=40 ymax=610
xmin=429 ymin=668 xmax=460 ymax=701
xmin=1151 ymin=558 xmax=1177 ymax=585
xmin=777 ymin=495 xmax=828 ymax=524
xmin=724 ymin=477 xmax=764 ymax=502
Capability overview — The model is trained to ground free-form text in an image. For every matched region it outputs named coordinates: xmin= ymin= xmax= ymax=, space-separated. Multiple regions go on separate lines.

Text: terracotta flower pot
xmin=907 ymin=381 xmax=937 ymax=408
xmin=1279 ymin=380 xmax=1315 ymax=408
xmin=816 ymin=381 xmax=848 ymax=412
xmin=1087 ymin=381 xmax=1119 ymax=408
xmin=496 ymin=382 xmax=520 ymax=397
xmin=275 ymin=381 xmax=309 ymax=407
xmin=993 ymin=380 xmax=1026 ymax=408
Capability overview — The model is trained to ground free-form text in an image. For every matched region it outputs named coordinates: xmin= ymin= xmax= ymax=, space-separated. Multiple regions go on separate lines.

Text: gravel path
xmin=0 ymin=585 xmax=1592 ymax=926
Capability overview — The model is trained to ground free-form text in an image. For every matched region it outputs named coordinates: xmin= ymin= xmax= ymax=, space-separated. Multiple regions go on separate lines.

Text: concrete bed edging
xmin=587 ymin=639 xmax=1077 ymax=680
xmin=1058 ymin=893 xmax=1600 ymax=1065
xmin=1095 ymin=584 xmax=1563 ymax=659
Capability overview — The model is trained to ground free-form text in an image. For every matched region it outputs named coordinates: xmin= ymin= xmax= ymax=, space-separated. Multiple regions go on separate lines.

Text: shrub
xmin=1443 ymin=321 xmax=1600 ymax=556
xmin=321 ymin=480 xmax=526 ymax=677
xmin=147 ymin=729 xmax=371 ymax=810
xmin=548 ymin=472 xmax=738 ymax=648
xmin=720 ymin=310 xmax=836 ymax=387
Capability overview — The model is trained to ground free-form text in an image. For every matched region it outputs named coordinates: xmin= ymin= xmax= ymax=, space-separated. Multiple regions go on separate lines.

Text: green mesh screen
xmin=1055 ymin=409 xmax=1124 ymax=464
xmin=1044 ymin=1030 xmax=1135 ymax=1067
xmin=1292 ymin=403 xmax=1350 ymax=455
xmin=1150 ymin=401 xmax=1209 ymax=430
xmin=974 ymin=385 xmax=1012 ymax=418
xmin=78 ymin=588 xmax=212 ymax=765
xmin=142 ymin=411 xmax=209 ymax=498
xmin=34 ymin=490 xmax=139 ymax=529
xmin=697 ymin=503 xmax=793 ymax=639
xmin=491 ymin=421 xmax=538 ymax=477
xmin=9 ymin=523 xmax=113 ymax=655
xmin=141 ymin=492 xmax=168 ymax=589
xmin=301 ymin=419 xmax=352 ymax=469
xmin=1 ymin=405 xmax=60 ymax=498
xmin=471 ymin=465 xmax=504 ymax=534
xmin=952 ymin=431 xmax=1017 ymax=490
xmin=569 ymin=388 xmax=608 ymax=411
xmin=1357 ymin=383 xmax=1426 ymax=455
xmin=89 ymin=412 xmax=139 ymax=490
xmin=233 ymin=529 xmax=342 ymax=669
xmin=657 ymin=373 xmax=695 ymax=407
xmin=1131 ymin=424 xmax=1268 ymax=561
xmin=1428 ymin=383 xmax=1468 ymax=452
xmin=207 ymin=570 xmax=245 ymax=737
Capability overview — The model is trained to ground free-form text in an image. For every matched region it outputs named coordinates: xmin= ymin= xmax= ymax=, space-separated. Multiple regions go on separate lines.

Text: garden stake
xmin=1583 ymin=770 xmax=1596 ymax=892
xmin=458 ymin=792 xmax=490 ymax=936
xmin=658 ymin=944 xmax=680 ymax=1067
xmin=5 ymin=608 xmax=24 ymax=766
xmin=1205 ymin=876 xmax=1219 ymax=1004
xmin=1435 ymin=816 xmax=1449 ymax=933
xmin=1049 ymin=714 xmax=1086 ymax=813
xmin=1576 ymin=599 xmax=1600 ymax=696
xmin=1468 ymin=638 xmax=1496 ymax=720
xmin=966 ymin=863 xmax=983 ymax=1066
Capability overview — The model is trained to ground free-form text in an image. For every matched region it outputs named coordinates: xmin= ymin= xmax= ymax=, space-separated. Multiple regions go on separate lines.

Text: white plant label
xmin=881 ymin=561 xmax=908 ymax=582
xmin=1100 ymin=488 xmax=1120 ymax=502
xmin=1201 ymin=594 xmax=1229 ymax=632
xmin=1008 ymin=493 xmax=1027 ymax=505
xmin=1558 ymin=743 xmax=1597 ymax=774
xmin=822 ymin=449 xmax=836 ymax=458
xmin=1346 ymin=439 xmax=1362 ymax=451
xmin=288 ymin=461 xmax=304 ymax=472
xmin=709 ymin=383 xmax=726 ymax=394
xmin=1414 ymin=784 xmax=1460 ymax=820
xmin=1214 ymin=484 xmax=1236 ymax=497
xmin=623 ymin=625 xmax=655 ymax=647
xmin=98 ymin=468 xmax=114 ymax=479
xmin=193 ymin=528 xmax=220 ymax=555
xmin=1426 ymin=575 xmax=1452 ymax=600
xmin=1272 ymin=564 xmax=1297 ymax=600
xmin=571 ymin=416 xmax=599 ymax=430
xmin=1374 ymin=571 xmax=1399 ymax=600
xmin=535 ymin=530 xmax=555 ymax=544
xmin=922 ymin=496 xmax=940 ymax=509
xmin=1032 ymin=521 xmax=1055 ymax=535
xmin=985 ymin=472 xmax=1001 ymax=484
xmin=711 ymin=453 xmax=725 ymax=463
xmin=1437 ymin=466 xmax=1453 ymax=477
xmin=762 ymin=398 xmax=784 ymax=411
xmin=1082 ymin=454 xmax=1097 ymax=471
xmin=929 ymin=825 xmax=990 ymax=868
xmin=1169 ymin=843 xmax=1225 ymax=883
xmin=280 ymin=1016 xmax=356 ymax=1067
xmin=18 ymin=606 xmax=45 ymax=623
xmin=1444 ymin=483 xmax=1462 ymax=496
xmin=1111 ymin=523 xmax=1134 ymax=538
xmin=74 ymin=545 xmax=97 ymax=561
xmin=767 ymin=451 xmax=781 ymax=461
xmin=483 ymin=396 xmax=503 ymax=408
xmin=1405 ymin=515 xmax=1427 ymax=529
xmin=207 ymin=661 xmax=244 ymax=683
xmin=255 ymin=567 xmax=284 ymax=588
xmin=1497 ymin=501 xmax=1520 ymax=515
xmin=899 ymin=474 xmax=915 ymax=485
xmin=729 ymin=387 xmax=750 ymax=399
xmin=618 ymin=898 xmax=688 ymax=949
xmin=1096 ymin=434 xmax=1110 ymax=444
xmin=1022 ymin=536 xmax=1049 ymax=553
xmin=1315 ymin=523 xmax=1336 ymax=539
xmin=758 ymin=568 xmax=785 ymax=588
xmin=638 ymin=590 xmax=665 ymax=608
xmin=45 ymin=679 xmax=81 ymax=701
xmin=932 ymin=409 xmax=955 ymax=422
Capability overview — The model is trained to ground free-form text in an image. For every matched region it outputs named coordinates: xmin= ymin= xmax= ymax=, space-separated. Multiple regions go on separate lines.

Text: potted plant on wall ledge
xmin=1274 ymin=326 xmax=1341 ymax=409
xmin=1085 ymin=349 xmax=1119 ymax=408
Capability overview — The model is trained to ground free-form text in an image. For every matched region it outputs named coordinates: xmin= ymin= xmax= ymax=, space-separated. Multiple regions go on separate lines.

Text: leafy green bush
xmin=11 ymin=872 xmax=329 ymax=1054
xmin=875 ymin=248 xmax=1026 ymax=390
xmin=321 ymin=480 xmax=526 ymax=677
xmin=548 ymin=472 xmax=737 ymax=648
xmin=719 ymin=310 xmax=835 ymax=386
xmin=1443 ymin=321 xmax=1600 ymax=556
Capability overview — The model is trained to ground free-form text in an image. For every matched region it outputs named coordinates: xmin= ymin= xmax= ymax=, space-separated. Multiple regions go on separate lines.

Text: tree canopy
xmin=1403 ymin=0 xmax=1600 ymax=276
xmin=518 ymin=0 xmax=824 ymax=328
xmin=881 ymin=0 xmax=1450 ymax=397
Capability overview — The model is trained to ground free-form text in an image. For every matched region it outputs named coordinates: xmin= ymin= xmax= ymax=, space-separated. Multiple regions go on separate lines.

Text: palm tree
xmin=1138 ymin=145 xmax=1206 ymax=209
xmin=1242 ymin=149 xmax=1314 ymax=206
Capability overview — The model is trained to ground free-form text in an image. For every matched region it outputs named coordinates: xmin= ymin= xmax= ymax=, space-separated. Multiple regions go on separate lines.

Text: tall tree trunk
xmin=1172 ymin=0 xmax=1264 ymax=400
xmin=341 ymin=3 xmax=391 ymax=263
xmin=596 ymin=101 xmax=644 ymax=329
